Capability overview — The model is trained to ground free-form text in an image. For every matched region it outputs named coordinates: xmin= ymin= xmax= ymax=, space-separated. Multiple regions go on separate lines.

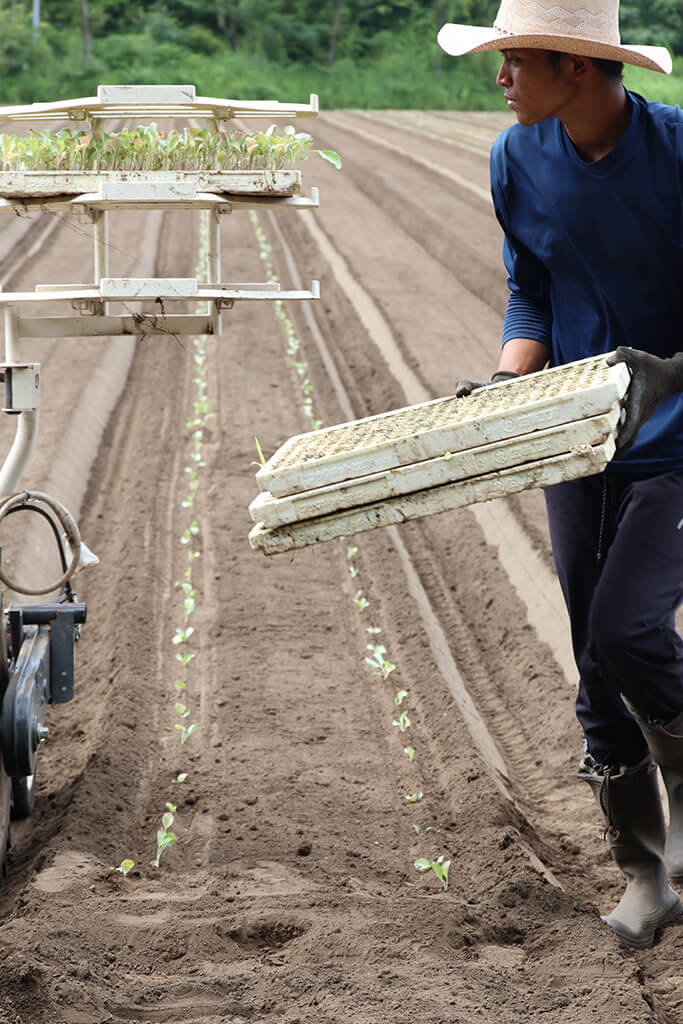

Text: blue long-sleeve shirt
xmin=490 ymin=90 xmax=683 ymax=473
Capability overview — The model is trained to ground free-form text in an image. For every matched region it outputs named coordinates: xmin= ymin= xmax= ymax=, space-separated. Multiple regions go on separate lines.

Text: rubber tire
xmin=11 ymin=774 xmax=34 ymax=820
xmin=0 ymin=769 xmax=11 ymax=883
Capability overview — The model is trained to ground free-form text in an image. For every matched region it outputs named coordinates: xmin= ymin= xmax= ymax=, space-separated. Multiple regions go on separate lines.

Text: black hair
xmin=548 ymin=50 xmax=624 ymax=80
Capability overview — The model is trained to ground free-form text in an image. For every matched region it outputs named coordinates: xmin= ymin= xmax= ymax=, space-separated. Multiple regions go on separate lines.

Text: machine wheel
xmin=0 ymin=769 xmax=10 ymax=882
xmin=11 ymin=773 xmax=34 ymax=820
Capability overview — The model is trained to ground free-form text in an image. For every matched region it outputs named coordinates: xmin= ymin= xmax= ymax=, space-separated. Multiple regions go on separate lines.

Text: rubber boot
xmin=579 ymin=753 xmax=681 ymax=949
xmin=624 ymin=699 xmax=683 ymax=884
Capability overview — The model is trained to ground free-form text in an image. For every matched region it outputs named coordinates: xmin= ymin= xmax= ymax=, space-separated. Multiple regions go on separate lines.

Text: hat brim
xmin=437 ymin=23 xmax=672 ymax=75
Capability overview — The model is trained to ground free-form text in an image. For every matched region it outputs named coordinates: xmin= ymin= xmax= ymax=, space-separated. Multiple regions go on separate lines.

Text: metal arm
xmin=0 ymin=307 xmax=39 ymax=495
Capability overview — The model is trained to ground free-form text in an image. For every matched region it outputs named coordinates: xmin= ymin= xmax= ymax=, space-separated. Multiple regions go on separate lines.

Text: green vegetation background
xmin=0 ymin=0 xmax=681 ymax=108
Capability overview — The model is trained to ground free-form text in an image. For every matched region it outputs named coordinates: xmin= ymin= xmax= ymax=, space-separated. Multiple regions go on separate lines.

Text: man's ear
xmin=568 ymin=53 xmax=591 ymax=80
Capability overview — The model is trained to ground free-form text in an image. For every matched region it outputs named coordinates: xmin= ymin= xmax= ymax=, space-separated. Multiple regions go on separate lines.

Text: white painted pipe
xmin=1 ymin=306 xmax=39 ymax=494
xmin=207 ymin=209 xmax=221 ymax=334
xmin=93 ymin=210 xmax=109 ymax=314
xmin=0 ymin=410 xmax=39 ymax=496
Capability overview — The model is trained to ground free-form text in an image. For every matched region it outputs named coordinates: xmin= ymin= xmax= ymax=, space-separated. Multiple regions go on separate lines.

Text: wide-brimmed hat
xmin=437 ymin=0 xmax=672 ymax=74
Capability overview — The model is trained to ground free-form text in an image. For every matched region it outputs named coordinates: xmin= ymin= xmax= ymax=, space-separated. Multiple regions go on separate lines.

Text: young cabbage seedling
xmin=153 ymin=812 xmax=177 ymax=868
xmin=394 ymin=690 xmax=408 ymax=706
xmin=414 ymin=855 xmax=450 ymax=891
xmin=405 ymin=792 xmax=423 ymax=803
xmin=404 ymin=746 xmax=416 ymax=762
xmin=109 ymin=858 xmax=135 ymax=877
xmin=393 ymin=711 xmax=411 ymax=732
xmin=175 ymin=722 xmax=198 ymax=745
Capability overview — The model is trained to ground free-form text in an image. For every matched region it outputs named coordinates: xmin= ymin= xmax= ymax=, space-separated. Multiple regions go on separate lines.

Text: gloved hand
xmin=607 ymin=347 xmax=683 ymax=455
xmin=454 ymin=370 xmax=519 ymax=398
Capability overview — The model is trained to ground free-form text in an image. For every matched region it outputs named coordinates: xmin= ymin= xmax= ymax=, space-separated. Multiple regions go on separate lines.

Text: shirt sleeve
xmin=490 ymin=137 xmax=553 ymax=348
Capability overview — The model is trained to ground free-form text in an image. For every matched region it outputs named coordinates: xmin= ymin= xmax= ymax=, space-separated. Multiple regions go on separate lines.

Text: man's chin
xmin=514 ymin=110 xmax=542 ymax=127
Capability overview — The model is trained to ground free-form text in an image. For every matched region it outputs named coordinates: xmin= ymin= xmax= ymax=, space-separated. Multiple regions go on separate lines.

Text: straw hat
xmin=437 ymin=0 xmax=672 ymax=74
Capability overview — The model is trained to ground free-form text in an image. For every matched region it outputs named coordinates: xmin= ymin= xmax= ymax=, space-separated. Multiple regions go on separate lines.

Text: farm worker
xmin=438 ymin=0 xmax=683 ymax=950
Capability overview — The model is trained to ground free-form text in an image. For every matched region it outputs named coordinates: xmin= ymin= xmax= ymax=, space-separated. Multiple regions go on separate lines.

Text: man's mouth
xmin=505 ymin=94 xmax=517 ymax=108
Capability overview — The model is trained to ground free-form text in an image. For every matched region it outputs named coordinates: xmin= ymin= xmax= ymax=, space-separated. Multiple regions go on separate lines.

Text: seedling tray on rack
xmin=0 ymin=169 xmax=302 ymax=199
xmin=249 ymin=354 xmax=630 ymax=555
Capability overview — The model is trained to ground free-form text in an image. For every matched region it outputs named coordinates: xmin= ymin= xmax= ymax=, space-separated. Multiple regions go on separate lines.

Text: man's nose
xmin=496 ymin=61 xmax=511 ymax=87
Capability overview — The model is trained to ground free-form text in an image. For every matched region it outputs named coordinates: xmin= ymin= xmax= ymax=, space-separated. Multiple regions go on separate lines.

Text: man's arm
xmin=496 ymin=337 xmax=550 ymax=376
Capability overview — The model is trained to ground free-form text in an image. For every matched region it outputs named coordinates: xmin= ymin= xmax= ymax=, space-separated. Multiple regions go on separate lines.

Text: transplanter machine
xmin=0 ymin=84 xmax=323 ymax=873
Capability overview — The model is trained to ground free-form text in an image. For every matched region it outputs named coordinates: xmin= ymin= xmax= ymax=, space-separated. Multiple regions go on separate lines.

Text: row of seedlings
xmin=249 ymin=211 xmax=450 ymax=892
xmin=110 ymin=213 xmax=211 ymax=878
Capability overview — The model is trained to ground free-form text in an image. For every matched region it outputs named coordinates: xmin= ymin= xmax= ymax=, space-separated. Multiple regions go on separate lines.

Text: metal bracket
xmin=0 ymin=363 xmax=40 ymax=413
xmin=70 ymin=298 xmax=104 ymax=316
xmin=49 ymin=609 xmax=77 ymax=704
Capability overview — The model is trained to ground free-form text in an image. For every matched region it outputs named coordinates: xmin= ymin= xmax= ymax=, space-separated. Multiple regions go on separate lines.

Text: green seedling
xmin=180 ymin=522 xmax=200 ymax=545
xmin=175 ymin=703 xmax=190 ymax=718
xmin=165 ymin=802 xmax=177 ymax=813
xmin=393 ymin=711 xmax=411 ymax=732
xmin=364 ymin=644 xmax=395 ymax=681
xmin=317 ymin=149 xmax=343 ymax=170
xmin=443 ymin=451 xmax=454 ymax=461
xmin=153 ymin=811 xmax=177 ymax=868
xmin=0 ymin=124 xmax=334 ymax=173
xmin=172 ymin=626 xmax=194 ymax=645
xmin=354 ymin=592 xmax=370 ymax=612
xmin=174 ymin=680 xmax=186 ymax=692
xmin=405 ymin=792 xmax=424 ymax=803
xmin=394 ymin=690 xmax=408 ymax=706
xmin=404 ymin=745 xmax=416 ymax=762
xmin=174 ymin=772 xmax=189 ymax=784
xmin=176 ymin=721 xmax=198 ymax=744
xmin=176 ymin=651 xmax=196 ymax=666
xmin=413 ymin=824 xmax=441 ymax=835
xmin=414 ymin=855 xmax=450 ymax=891
xmin=109 ymin=858 xmax=135 ymax=877
xmin=251 ymin=436 xmax=267 ymax=468
xmin=349 ymin=565 xmax=359 ymax=579
xmin=184 ymin=597 xmax=196 ymax=618
xmin=366 ymin=626 xmax=381 ymax=635
xmin=347 ymin=546 xmax=358 ymax=559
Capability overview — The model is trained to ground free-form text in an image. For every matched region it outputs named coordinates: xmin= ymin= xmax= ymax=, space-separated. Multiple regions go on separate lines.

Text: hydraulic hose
xmin=0 ymin=491 xmax=81 ymax=595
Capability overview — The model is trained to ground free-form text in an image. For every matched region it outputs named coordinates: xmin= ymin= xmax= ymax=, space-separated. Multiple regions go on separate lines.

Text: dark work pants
xmin=544 ymin=469 xmax=683 ymax=765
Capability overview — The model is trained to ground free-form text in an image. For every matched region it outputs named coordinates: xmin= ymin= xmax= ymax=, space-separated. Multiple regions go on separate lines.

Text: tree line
xmin=0 ymin=0 xmax=680 ymax=107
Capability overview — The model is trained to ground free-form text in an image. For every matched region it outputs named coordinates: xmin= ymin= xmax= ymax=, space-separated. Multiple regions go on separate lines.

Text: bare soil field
xmin=0 ymin=111 xmax=679 ymax=1024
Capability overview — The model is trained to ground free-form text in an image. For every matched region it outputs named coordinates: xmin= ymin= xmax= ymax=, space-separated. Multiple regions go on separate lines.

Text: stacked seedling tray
xmin=249 ymin=354 xmax=630 ymax=555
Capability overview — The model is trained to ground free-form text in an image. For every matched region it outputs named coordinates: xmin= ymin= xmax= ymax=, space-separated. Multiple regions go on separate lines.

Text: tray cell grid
xmin=271 ymin=357 xmax=615 ymax=471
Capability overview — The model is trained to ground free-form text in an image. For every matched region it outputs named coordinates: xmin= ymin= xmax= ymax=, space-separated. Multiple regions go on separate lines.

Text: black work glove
xmin=454 ymin=370 xmax=519 ymax=398
xmin=607 ymin=347 xmax=683 ymax=455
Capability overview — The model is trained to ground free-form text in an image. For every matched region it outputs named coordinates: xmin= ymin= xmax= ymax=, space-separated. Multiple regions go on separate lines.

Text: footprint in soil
xmin=227 ymin=918 xmax=309 ymax=952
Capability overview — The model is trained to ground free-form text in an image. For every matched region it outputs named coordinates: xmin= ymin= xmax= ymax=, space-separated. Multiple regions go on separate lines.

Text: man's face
xmin=496 ymin=49 xmax=574 ymax=125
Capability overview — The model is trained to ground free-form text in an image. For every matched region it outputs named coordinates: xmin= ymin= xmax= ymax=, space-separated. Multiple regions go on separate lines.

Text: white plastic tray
xmin=249 ymin=438 xmax=616 ymax=555
xmin=250 ymin=407 xmax=620 ymax=529
xmin=256 ymin=354 xmax=629 ymax=498
xmin=0 ymin=169 xmax=302 ymax=199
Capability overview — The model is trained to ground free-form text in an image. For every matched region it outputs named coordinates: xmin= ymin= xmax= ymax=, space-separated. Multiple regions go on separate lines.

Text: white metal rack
xmin=0 ymin=85 xmax=323 ymax=493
